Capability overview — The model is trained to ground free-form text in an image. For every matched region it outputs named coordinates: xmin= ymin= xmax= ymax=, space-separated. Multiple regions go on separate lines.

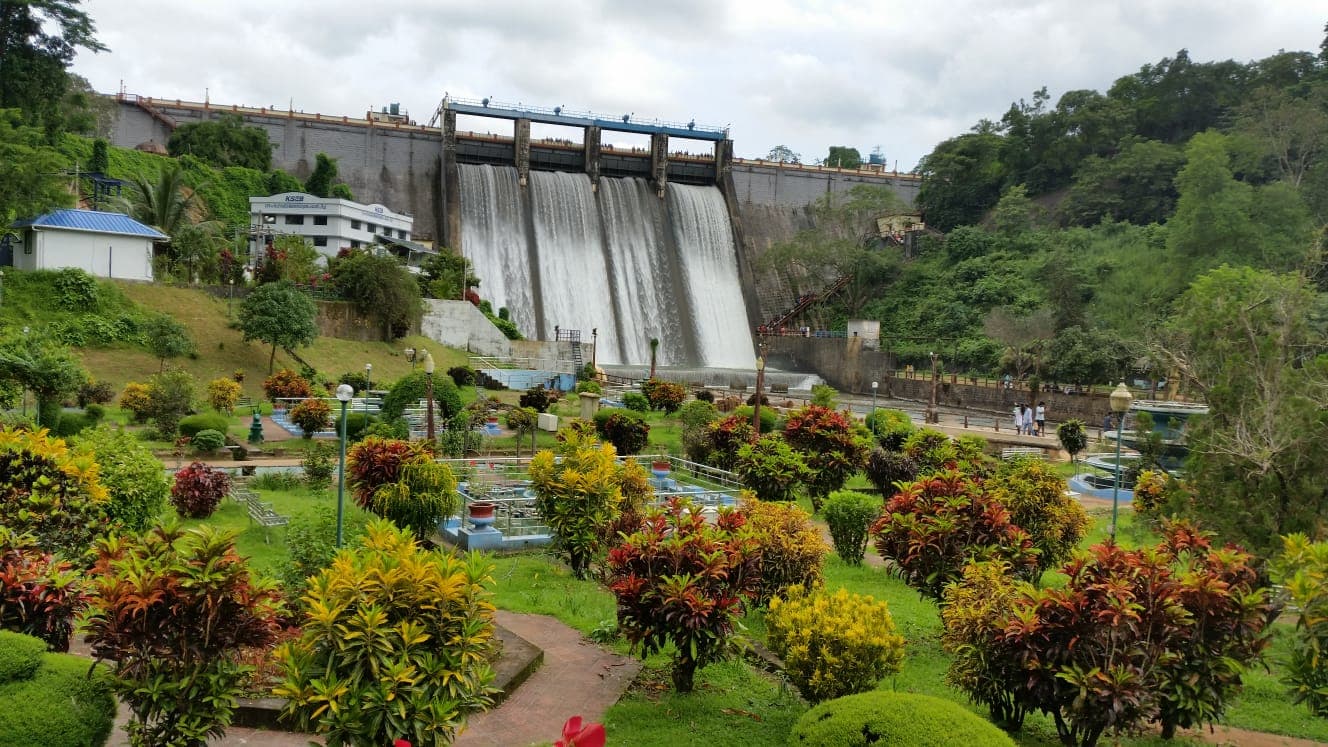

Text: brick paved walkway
xmin=456 ymin=611 xmax=641 ymax=747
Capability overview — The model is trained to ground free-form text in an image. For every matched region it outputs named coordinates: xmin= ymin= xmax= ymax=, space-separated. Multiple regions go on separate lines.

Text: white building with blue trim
xmin=8 ymin=209 xmax=165 ymax=281
xmin=248 ymin=192 xmax=414 ymax=259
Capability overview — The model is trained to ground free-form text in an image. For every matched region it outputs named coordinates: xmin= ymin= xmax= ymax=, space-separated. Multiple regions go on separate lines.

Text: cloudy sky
xmin=72 ymin=1 xmax=1324 ymax=170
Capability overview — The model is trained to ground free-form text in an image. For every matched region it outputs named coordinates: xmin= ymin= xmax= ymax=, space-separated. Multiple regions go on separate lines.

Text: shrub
xmin=342 ymin=411 xmax=375 ymax=441
xmin=679 ymin=399 xmax=718 ymax=463
xmin=170 ymin=461 xmax=231 ymax=518
xmin=531 ymin=432 xmax=628 ymax=579
xmin=279 ymin=510 xmax=372 ymax=608
xmin=366 ymin=459 xmax=459 ymax=540
xmin=745 ymin=392 xmax=770 ymax=406
xmin=207 ymin=376 xmax=243 ymax=413
xmin=693 ymin=388 xmax=714 ymax=403
xmin=262 ymin=369 xmax=311 ymax=401
xmin=119 ymin=381 xmax=153 ymax=422
xmin=346 ymin=436 xmax=427 ymax=507
xmin=191 ymin=428 xmax=227 ymax=454
xmin=903 ymin=428 xmax=958 ymax=474
xmin=448 ymin=365 xmax=476 ymax=386
xmin=301 ymin=440 xmax=337 ymax=487
xmin=988 ymin=523 xmax=1270 ymax=746
xmin=52 ymin=410 xmax=97 ymax=437
xmin=733 ymin=435 xmax=809 ymax=503
xmin=941 ymin=562 xmax=1030 ymax=729
xmin=864 ymin=448 xmax=919 ymax=496
xmin=575 ymin=380 xmax=602 ymax=394
xmin=593 ymin=409 xmax=650 ymax=455
xmin=809 ymin=383 xmax=838 ymax=407
xmin=607 ymin=499 xmax=760 ymax=692
xmin=288 ymin=397 xmax=332 ymax=437
xmin=823 ymin=490 xmax=879 ymax=564
xmin=865 ymin=408 xmax=915 ymax=450
xmin=704 ymin=414 xmax=756 ymax=470
xmin=0 ymin=528 xmax=88 ymax=651
xmin=274 ymin=521 xmax=496 ymax=745
xmin=518 ymin=384 xmax=556 ymax=413
xmin=734 ymin=403 xmax=776 ymax=433
xmin=0 ymin=628 xmax=44 ymax=681
xmin=1057 ymin=418 xmax=1089 ymax=463
xmin=76 ymin=379 xmax=115 ymax=408
xmin=145 ymin=368 xmax=196 ymax=435
xmin=768 ymin=586 xmax=905 ymax=702
xmin=0 ymin=633 xmax=116 ymax=747
xmin=379 ymin=370 xmax=463 ymax=421
xmin=178 ymin=412 xmax=230 ymax=438
xmin=641 ymin=378 xmax=686 ymax=412
xmin=782 ymin=405 xmax=871 ymax=512
xmin=337 ymin=371 xmax=369 ymax=392
xmin=986 ymin=458 xmax=1090 ymax=580
xmin=871 ymin=471 xmax=1037 ymax=600
xmin=83 ymin=525 xmax=282 ymax=747
xmin=790 ymin=691 xmax=1016 ymax=747
xmin=622 ymin=391 xmax=650 ymax=412
xmin=741 ymin=497 xmax=826 ymax=605
xmin=74 ymin=426 xmax=170 ymax=532
xmin=1274 ymin=534 xmax=1328 ymax=717
xmin=0 ymin=427 xmax=109 ymax=561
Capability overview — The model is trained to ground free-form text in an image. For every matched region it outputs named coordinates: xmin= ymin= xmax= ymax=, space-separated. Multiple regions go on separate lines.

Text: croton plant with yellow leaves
xmin=0 ymin=427 xmax=110 ymax=562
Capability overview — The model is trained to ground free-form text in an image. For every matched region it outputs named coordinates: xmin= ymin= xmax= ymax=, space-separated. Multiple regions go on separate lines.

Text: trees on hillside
xmin=304 ymin=153 xmax=353 ymax=200
xmin=331 ymin=251 xmax=423 ymax=339
xmin=766 ymin=145 xmax=800 ymax=164
xmin=826 ymin=146 xmax=862 ymax=169
xmin=0 ymin=331 xmax=86 ymax=428
xmin=0 ymin=0 xmax=106 ymax=136
xmin=167 ymin=114 xmax=273 ymax=171
xmin=0 ymin=109 xmax=73 ymax=223
xmin=238 ymin=281 xmax=318 ymax=373
xmin=142 ymin=314 xmax=195 ymax=371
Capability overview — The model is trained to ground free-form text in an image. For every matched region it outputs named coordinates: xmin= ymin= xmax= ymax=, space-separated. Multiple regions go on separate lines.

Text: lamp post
xmin=752 ymin=352 xmax=765 ymax=442
xmin=424 ymin=351 xmax=436 ymax=442
xmin=926 ymin=352 xmax=940 ymax=424
xmin=335 ymin=383 xmax=353 ymax=548
xmin=364 ymin=363 xmax=373 ymax=393
xmin=591 ymin=328 xmax=598 ymax=373
xmin=871 ymin=380 xmax=879 ymax=416
xmin=1109 ymin=382 xmax=1133 ymax=542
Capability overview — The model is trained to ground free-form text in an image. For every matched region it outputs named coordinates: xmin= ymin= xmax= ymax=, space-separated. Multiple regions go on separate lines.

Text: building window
xmin=313 ymin=237 xmax=328 ymax=247
xmin=351 ymin=240 xmax=360 ymax=249
xmin=366 ymin=223 xmax=376 ymax=234
xmin=284 ymin=215 xmax=304 ymax=225
xmin=351 ymin=220 xmax=361 ymax=230
xmin=313 ymin=215 xmax=328 ymax=226
xmin=399 ymin=229 xmax=409 ymax=239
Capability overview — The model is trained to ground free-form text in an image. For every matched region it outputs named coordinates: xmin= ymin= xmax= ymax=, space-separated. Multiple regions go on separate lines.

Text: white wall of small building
xmin=15 ymin=229 xmax=153 ymax=281
xmin=249 ymin=193 xmax=413 ymax=260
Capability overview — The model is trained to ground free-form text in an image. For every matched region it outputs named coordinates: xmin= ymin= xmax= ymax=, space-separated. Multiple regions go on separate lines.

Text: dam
xmin=104 ymin=94 xmax=921 ymax=366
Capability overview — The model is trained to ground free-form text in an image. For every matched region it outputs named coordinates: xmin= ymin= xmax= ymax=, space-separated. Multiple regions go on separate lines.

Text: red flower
xmin=393 ymin=740 xmax=411 ymax=747
xmin=555 ymin=716 xmax=605 ymax=747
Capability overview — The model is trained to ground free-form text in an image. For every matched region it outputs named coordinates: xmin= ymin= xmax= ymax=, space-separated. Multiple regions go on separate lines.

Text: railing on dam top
xmin=115 ymin=93 xmax=438 ymax=134
xmin=438 ymin=95 xmax=729 ymax=141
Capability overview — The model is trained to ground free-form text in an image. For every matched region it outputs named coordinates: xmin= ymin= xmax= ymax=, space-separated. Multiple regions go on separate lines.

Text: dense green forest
xmin=791 ymin=32 xmax=1328 ymax=384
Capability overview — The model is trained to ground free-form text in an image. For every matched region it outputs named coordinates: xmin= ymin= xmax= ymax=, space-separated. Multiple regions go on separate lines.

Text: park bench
xmin=245 ymin=496 xmax=289 ymax=542
xmin=1000 ymin=447 xmax=1046 ymax=461
xmin=229 ymin=486 xmax=258 ymax=505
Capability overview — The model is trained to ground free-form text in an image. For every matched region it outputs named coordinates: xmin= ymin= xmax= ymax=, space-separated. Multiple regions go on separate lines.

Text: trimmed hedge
xmin=790 ymin=691 xmax=1015 ymax=747
xmin=178 ymin=412 xmax=230 ymax=438
xmin=0 ymin=631 xmax=44 ymax=683
xmin=0 ymin=633 xmax=117 ymax=747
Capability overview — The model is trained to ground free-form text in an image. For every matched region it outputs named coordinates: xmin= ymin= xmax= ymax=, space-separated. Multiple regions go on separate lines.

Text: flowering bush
xmin=346 ymin=437 xmax=427 ymax=507
xmin=871 ymin=471 xmax=1036 ymax=600
xmin=703 ymin=414 xmax=756 ymax=470
xmin=782 ymin=405 xmax=870 ymax=512
xmin=170 ymin=461 xmax=231 ymax=518
xmin=288 ymin=397 xmax=332 ymax=437
xmin=207 ymin=377 xmax=243 ymax=414
xmin=741 ymin=497 xmax=826 ymax=605
xmin=0 ymin=427 xmax=109 ymax=561
xmin=1273 ymin=534 xmax=1328 ymax=717
xmin=902 ymin=428 xmax=957 ymax=474
xmin=84 ymin=525 xmax=281 ymax=747
xmin=555 ymin=716 xmax=605 ymax=747
xmin=592 ymin=409 xmax=650 ymax=455
xmin=985 ymin=459 xmax=1090 ymax=580
xmin=0 ymin=527 xmax=88 ymax=651
xmin=119 ymin=382 xmax=153 ymax=423
xmin=734 ymin=435 xmax=809 ymax=503
xmin=767 ymin=586 xmax=905 ymax=702
xmin=75 ymin=426 xmax=170 ymax=532
xmin=262 ymin=369 xmax=311 ymax=401
xmin=941 ymin=562 xmax=1030 ymax=729
xmin=865 ymin=408 xmax=915 ymax=451
xmin=530 ymin=432 xmax=626 ymax=579
xmin=607 ymin=498 xmax=760 ymax=692
xmin=367 ymin=459 xmax=459 ymax=540
xmin=641 ymin=378 xmax=686 ymax=413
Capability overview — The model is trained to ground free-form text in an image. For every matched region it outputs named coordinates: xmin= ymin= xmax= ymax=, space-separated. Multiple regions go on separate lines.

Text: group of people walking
xmin=1013 ymin=401 xmax=1046 ymax=436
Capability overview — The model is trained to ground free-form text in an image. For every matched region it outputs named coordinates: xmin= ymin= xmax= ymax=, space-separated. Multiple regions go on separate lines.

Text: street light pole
xmin=424 ymin=351 xmax=436 ymax=441
xmin=335 ymin=384 xmax=353 ymax=548
xmin=1109 ymin=382 xmax=1133 ymax=542
xmin=926 ymin=352 xmax=940 ymax=423
xmin=365 ymin=363 xmax=373 ymax=393
xmin=752 ymin=350 xmax=765 ymax=442
xmin=871 ymin=380 xmax=879 ymax=416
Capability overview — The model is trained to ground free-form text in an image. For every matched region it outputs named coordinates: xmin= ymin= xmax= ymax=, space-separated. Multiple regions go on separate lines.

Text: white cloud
xmin=72 ymin=0 xmax=1326 ymax=170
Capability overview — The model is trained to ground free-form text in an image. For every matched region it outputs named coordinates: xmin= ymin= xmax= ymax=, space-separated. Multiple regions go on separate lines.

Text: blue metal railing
xmin=442 ymin=95 xmax=729 ymax=141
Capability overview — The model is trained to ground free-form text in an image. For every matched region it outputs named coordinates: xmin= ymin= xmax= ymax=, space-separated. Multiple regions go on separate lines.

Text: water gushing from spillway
xmin=457 ymin=164 xmax=754 ymax=367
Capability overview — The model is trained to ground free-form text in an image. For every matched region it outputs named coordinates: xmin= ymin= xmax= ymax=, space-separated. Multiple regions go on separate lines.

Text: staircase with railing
xmin=757 ymin=274 xmax=853 ymax=333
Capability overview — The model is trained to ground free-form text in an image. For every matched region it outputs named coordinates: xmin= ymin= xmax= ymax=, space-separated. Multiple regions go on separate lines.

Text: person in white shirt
xmin=1021 ymin=405 xmax=1034 ymax=435
xmin=1012 ymin=406 xmax=1023 ymax=434
xmin=1035 ymin=402 xmax=1046 ymax=436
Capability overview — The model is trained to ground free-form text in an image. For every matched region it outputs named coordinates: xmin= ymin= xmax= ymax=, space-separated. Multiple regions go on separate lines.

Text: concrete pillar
xmin=441 ymin=110 xmax=461 ymax=251
xmin=714 ymin=139 xmax=733 ymax=176
xmin=515 ymin=118 xmax=531 ymax=187
xmin=579 ymin=392 xmax=601 ymax=420
xmin=584 ymin=125 xmax=601 ymax=191
xmin=650 ymin=132 xmax=669 ymax=197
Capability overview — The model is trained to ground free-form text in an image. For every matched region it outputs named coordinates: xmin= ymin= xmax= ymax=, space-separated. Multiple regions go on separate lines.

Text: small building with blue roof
xmin=8 ymin=209 xmax=166 ymax=281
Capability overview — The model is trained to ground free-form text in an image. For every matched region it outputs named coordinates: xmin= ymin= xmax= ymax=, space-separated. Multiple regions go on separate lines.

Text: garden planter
xmin=650 ymin=461 xmax=671 ymax=478
xmin=468 ymin=501 xmax=496 ymax=529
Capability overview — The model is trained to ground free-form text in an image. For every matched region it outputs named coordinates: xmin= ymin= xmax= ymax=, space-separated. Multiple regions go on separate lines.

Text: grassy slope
xmin=75 ymin=281 xmax=469 ymax=397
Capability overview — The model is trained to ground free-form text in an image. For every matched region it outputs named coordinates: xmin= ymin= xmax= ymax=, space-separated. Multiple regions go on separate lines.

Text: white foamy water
xmin=459 ymin=165 xmax=537 ymax=336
